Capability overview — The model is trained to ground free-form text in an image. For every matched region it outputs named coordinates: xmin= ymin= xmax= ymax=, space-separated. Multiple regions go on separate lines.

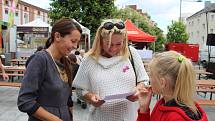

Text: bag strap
xmin=128 ymin=46 xmax=137 ymax=86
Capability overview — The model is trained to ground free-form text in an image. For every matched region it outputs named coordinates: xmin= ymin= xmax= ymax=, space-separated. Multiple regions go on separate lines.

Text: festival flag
xmin=8 ymin=0 xmax=18 ymax=28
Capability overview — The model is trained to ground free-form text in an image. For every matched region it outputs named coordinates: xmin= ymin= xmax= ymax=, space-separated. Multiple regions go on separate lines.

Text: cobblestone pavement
xmin=0 ymin=87 xmax=214 ymax=121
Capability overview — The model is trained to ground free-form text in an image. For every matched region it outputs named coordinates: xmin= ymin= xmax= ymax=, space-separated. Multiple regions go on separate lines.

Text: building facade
xmin=0 ymin=0 xmax=49 ymax=55
xmin=0 ymin=0 xmax=48 ymax=25
xmin=186 ymin=1 xmax=215 ymax=61
xmin=126 ymin=5 xmax=156 ymax=27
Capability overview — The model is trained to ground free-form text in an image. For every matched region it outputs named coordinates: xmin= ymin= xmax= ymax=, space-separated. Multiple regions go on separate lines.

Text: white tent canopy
xmin=72 ymin=19 xmax=91 ymax=49
xmin=72 ymin=19 xmax=90 ymax=35
xmin=17 ymin=18 xmax=50 ymax=28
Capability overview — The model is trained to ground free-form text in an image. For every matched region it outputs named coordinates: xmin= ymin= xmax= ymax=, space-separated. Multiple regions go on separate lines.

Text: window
xmin=202 ymin=36 xmax=204 ymax=43
xmin=25 ymin=7 xmax=28 ymax=11
xmin=24 ymin=13 xmax=29 ymax=23
xmin=197 ymin=31 xmax=199 ymax=36
xmin=16 ymin=4 xmax=19 ymax=9
xmin=5 ymin=9 xmax=8 ymax=14
xmin=38 ymin=11 xmax=40 ymax=15
xmin=210 ymin=29 xmax=214 ymax=33
xmin=197 ymin=19 xmax=200 ymax=24
xmin=211 ymin=15 xmax=214 ymax=20
xmin=192 ymin=21 xmax=194 ymax=26
xmin=203 ymin=24 xmax=205 ymax=29
xmin=5 ymin=0 xmax=9 ymax=6
xmin=191 ymin=32 xmax=193 ymax=37
xmin=15 ymin=11 xmax=19 ymax=16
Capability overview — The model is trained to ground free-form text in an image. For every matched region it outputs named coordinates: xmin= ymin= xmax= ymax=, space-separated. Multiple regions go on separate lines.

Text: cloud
xmin=24 ymin=0 xmax=205 ymax=33
xmin=115 ymin=0 xmax=205 ymax=33
xmin=22 ymin=0 xmax=51 ymax=10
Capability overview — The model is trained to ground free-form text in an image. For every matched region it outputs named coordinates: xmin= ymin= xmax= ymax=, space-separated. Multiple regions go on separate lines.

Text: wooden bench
xmin=0 ymin=73 xmax=24 ymax=77
xmin=0 ymin=73 xmax=24 ymax=82
xmin=0 ymin=82 xmax=21 ymax=87
xmin=196 ymin=99 xmax=215 ymax=106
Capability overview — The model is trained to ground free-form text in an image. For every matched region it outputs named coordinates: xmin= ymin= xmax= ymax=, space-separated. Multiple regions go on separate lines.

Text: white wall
xmin=186 ymin=12 xmax=215 ymax=61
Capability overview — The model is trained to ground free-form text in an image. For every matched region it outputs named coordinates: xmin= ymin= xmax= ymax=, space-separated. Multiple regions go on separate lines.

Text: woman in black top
xmin=17 ymin=18 xmax=82 ymax=121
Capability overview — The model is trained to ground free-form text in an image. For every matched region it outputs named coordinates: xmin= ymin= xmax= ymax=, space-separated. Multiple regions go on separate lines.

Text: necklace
xmin=46 ymin=49 xmax=68 ymax=83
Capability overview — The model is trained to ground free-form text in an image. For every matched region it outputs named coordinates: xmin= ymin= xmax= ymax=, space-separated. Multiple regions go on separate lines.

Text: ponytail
xmin=173 ymin=57 xmax=197 ymax=113
xmin=150 ymin=51 xmax=198 ymax=114
xmin=45 ymin=37 xmax=52 ymax=49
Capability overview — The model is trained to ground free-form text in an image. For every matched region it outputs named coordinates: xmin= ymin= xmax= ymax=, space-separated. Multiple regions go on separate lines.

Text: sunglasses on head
xmin=102 ymin=22 xmax=125 ymax=30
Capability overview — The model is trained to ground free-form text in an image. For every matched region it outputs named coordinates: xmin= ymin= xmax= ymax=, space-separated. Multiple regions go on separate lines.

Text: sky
xmin=23 ymin=0 xmax=213 ymax=33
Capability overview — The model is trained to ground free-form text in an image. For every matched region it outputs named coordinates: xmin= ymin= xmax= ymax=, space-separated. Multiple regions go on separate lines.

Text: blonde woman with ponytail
xmin=137 ymin=51 xmax=208 ymax=121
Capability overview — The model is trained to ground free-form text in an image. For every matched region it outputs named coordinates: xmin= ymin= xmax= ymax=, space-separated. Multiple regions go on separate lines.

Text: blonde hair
xmin=87 ymin=19 xmax=129 ymax=61
xmin=149 ymin=51 xmax=197 ymax=112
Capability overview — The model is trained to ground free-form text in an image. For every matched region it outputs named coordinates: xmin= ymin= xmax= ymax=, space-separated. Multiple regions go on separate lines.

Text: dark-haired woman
xmin=17 ymin=18 xmax=82 ymax=121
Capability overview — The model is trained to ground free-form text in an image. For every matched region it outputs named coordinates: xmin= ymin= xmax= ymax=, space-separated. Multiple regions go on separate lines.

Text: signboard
xmin=17 ymin=27 xmax=49 ymax=33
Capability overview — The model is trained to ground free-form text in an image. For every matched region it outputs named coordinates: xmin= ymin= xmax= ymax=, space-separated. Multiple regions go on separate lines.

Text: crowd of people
xmin=4 ymin=18 xmax=207 ymax=121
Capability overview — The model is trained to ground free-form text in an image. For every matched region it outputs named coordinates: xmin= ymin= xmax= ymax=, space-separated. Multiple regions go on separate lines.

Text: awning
xmin=125 ymin=19 xmax=155 ymax=42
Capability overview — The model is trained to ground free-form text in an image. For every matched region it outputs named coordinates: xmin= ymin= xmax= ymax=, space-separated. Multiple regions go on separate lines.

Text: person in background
xmin=17 ymin=18 xmax=82 ymax=121
xmin=74 ymin=50 xmax=82 ymax=64
xmin=68 ymin=53 xmax=87 ymax=109
xmin=0 ymin=58 xmax=9 ymax=81
xmin=68 ymin=53 xmax=79 ymax=79
xmin=136 ymin=51 xmax=208 ymax=121
xmin=72 ymin=19 xmax=149 ymax=121
xmin=25 ymin=46 xmax=44 ymax=67
xmin=79 ymin=49 xmax=85 ymax=58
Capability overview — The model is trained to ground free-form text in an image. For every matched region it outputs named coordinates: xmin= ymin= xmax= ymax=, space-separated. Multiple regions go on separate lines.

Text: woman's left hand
xmin=126 ymin=82 xmax=146 ymax=102
xmin=137 ymin=84 xmax=152 ymax=113
xmin=126 ymin=94 xmax=138 ymax=102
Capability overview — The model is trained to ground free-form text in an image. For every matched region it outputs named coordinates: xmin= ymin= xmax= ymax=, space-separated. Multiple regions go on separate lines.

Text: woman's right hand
xmin=84 ymin=92 xmax=105 ymax=107
xmin=136 ymin=84 xmax=152 ymax=113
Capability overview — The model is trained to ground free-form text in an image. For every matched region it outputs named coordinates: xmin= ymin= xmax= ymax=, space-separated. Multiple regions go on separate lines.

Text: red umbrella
xmin=125 ymin=19 xmax=156 ymax=42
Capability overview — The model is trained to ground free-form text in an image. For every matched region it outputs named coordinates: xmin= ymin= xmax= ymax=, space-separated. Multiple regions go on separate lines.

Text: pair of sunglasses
xmin=102 ymin=22 xmax=125 ymax=30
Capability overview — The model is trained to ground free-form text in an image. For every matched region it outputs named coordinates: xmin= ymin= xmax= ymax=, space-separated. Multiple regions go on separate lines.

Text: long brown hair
xmin=45 ymin=18 xmax=82 ymax=86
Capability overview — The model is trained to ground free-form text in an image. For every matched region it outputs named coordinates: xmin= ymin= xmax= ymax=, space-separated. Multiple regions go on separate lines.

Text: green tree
xmin=112 ymin=7 xmax=152 ymax=33
xmin=166 ymin=21 xmax=189 ymax=43
xmin=48 ymin=0 xmax=116 ymax=34
xmin=112 ymin=7 xmax=166 ymax=51
xmin=149 ymin=27 xmax=166 ymax=51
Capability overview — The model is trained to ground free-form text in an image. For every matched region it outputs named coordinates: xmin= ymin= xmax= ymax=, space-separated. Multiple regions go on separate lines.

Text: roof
xmin=20 ymin=0 xmax=49 ymax=13
xmin=187 ymin=4 xmax=215 ymax=20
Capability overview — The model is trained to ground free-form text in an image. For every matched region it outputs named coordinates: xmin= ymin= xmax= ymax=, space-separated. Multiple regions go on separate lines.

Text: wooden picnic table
xmin=195 ymin=69 xmax=213 ymax=79
xmin=0 ymin=81 xmax=21 ymax=87
xmin=0 ymin=66 xmax=25 ymax=82
xmin=3 ymin=66 xmax=26 ymax=72
xmin=196 ymin=80 xmax=215 ymax=87
xmin=195 ymin=99 xmax=215 ymax=106
xmin=196 ymin=80 xmax=215 ymax=100
xmin=9 ymin=59 xmax=27 ymax=66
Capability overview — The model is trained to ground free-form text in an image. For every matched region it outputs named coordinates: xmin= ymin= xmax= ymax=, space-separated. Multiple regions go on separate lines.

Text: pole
xmin=180 ymin=0 xmax=182 ymax=21
xmin=206 ymin=12 xmax=210 ymax=62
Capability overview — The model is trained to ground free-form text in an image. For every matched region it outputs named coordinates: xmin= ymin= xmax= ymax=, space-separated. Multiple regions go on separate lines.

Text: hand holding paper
xmin=102 ymin=91 xmax=136 ymax=101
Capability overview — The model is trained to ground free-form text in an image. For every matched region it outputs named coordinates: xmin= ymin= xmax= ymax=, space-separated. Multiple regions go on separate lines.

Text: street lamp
xmin=179 ymin=0 xmax=203 ymax=21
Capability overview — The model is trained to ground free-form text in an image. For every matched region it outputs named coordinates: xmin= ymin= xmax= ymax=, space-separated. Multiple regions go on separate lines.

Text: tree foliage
xmin=48 ymin=0 xmax=116 ymax=34
xmin=112 ymin=7 xmax=165 ymax=51
xmin=167 ymin=21 xmax=189 ymax=43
